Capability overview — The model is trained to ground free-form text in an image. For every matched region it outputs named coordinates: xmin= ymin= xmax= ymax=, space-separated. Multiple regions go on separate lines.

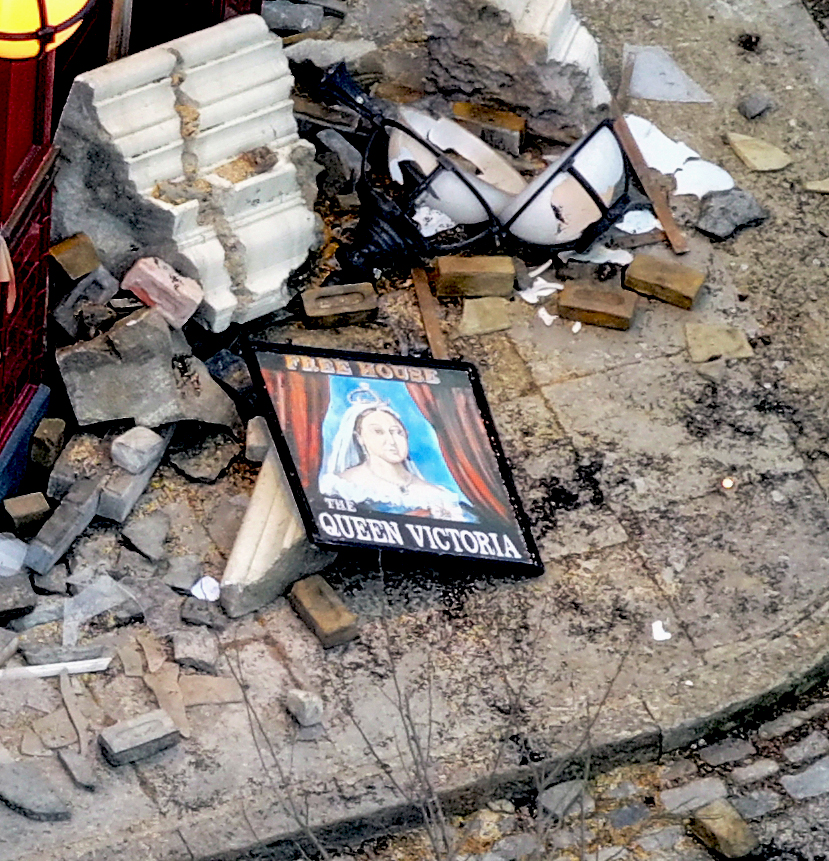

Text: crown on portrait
xmin=347 ymin=382 xmax=387 ymax=406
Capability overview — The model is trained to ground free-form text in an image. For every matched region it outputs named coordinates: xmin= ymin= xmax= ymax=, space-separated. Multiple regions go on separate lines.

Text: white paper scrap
xmin=616 ymin=210 xmax=663 ymax=234
xmin=652 ymin=620 xmax=672 ymax=641
xmin=519 ymin=278 xmax=563 ymax=304
xmin=537 ymin=308 xmax=558 ymax=326
xmin=413 ymin=205 xmax=457 ymax=237
xmin=561 ymin=244 xmax=634 ymax=266
xmin=192 ymin=576 xmax=221 ymax=602
xmin=673 ymin=159 xmax=734 ymax=197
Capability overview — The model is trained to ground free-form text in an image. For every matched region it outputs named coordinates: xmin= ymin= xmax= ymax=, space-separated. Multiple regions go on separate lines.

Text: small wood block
xmin=302 ymin=282 xmax=377 ymax=327
xmin=452 ymin=102 xmax=525 ymax=132
xmin=624 ymin=254 xmax=705 ymax=310
xmin=289 ymin=575 xmax=358 ymax=648
xmin=48 ymin=234 xmax=100 ymax=281
xmin=556 ymin=282 xmax=637 ymax=330
xmin=434 ymin=256 xmax=515 ymax=298
xmin=373 ymin=82 xmax=426 ymax=104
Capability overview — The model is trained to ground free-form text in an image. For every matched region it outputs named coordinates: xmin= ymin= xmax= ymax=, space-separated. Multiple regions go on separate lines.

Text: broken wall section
xmin=426 ymin=0 xmax=609 ymax=136
xmin=52 ymin=15 xmax=319 ymax=333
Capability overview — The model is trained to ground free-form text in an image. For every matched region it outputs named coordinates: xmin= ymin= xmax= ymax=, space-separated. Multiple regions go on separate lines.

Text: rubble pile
xmin=0 ymin=0 xmax=803 ymax=849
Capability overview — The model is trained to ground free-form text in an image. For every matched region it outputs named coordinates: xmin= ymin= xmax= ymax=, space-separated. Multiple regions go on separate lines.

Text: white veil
xmin=320 ymin=382 xmax=424 ymax=479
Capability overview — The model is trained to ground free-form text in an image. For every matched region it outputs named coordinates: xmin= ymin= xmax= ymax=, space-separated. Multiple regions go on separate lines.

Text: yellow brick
xmin=434 ymin=256 xmax=516 ymax=298
xmin=289 ymin=575 xmax=358 ymax=648
xmin=48 ymin=234 xmax=100 ymax=281
xmin=624 ymin=254 xmax=705 ymax=310
xmin=556 ymin=282 xmax=637 ymax=330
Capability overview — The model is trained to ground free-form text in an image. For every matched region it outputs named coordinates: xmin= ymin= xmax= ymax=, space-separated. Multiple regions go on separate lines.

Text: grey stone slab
xmin=0 ymin=574 xmax=37 ymax=626
xmin=609 ymin=801 xmax=651 ymax=829
xmin=696 ymin=189 xmax=769 ymax=241
xmin=53 ymin=264 xmax=119 ymax=338
xmin=46 ymin=433 xmax=113 ymax=500
xmin=205 ymin=496 xmax=248 ymax=557
xmin=660 ymin=777 xmax=727 ymax=813
xmin=660 ymin=758 xmax=698 ymax=784
xmin=26 ymin=477 xmax=103 ymax=574
xmin=730 ymin=758 xmax=780 ymax=785
xmin=98 ymin=709 xmax=180 ymax=766
xmin=0 ymin=628 xmax=19 ymax=666
xmin=758 ymin=711 xmax=810 ymax=739
xmin=625 ymin=45 xmax=713 ymax=102
xmin=8 ymin=596 xmax=64 ymax=631
xmin=783 ymin=730 xmax=829 ymax=764
xmin=781 ymin=757 xmax=829 ymax=800
xmin=163 ymin=556 xmax=202 ymax=594
xmin=172 ymin=628 xmax=218 ymax=674
xmin=114 ymin=547 xmax=157 ymax=580
xmin=180 ymin=597 xmax=227 ymax=631
xmin=730 ymin=789 xmax=782 ymax=820
xmin=0 ymin=761 xmax=71 ymax=821
xmin=115 ymin=577 xmax=182 ymax=636
xmin=122 ymin=511 xmax=170 ymax=561
xmin=168 ymin=432 xmax=241 ymax=484
xmin=538 ymin=779 xmax=595 ymax=820
xmin=544 ymin=357 xmax=803 ymax=514
xmin=628 ymin=476 xmax=829 ymax=650
xmin=635 ymin=825 xmax=685 ymax=852
xmin=262 ymin=0 xmax=324 ymax=32
xmin=31 ymin=563 xmax=70 ymax=596
xmin=699 ymin=737 xmax=755 ymax=766
xmin=57 ymin=749 xmax=98 ymax=792
xmin=20 ymin=643 xmax=107 ymax=665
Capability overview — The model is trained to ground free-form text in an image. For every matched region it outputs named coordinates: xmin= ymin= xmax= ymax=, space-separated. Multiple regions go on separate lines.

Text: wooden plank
xmin=412 ymin=268 xmax=450 ymax=360
xmin=610 ymin=101 xmax=689 ymax=256
xmin=108 ymin=0 xmax=133 ymax=62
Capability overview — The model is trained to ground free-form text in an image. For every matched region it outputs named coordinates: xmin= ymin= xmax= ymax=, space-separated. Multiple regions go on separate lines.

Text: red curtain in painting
xmin=406 ymin=382 xmax=511 ymax=523
xmin=262 ymin=368 xmax=329 ymax=490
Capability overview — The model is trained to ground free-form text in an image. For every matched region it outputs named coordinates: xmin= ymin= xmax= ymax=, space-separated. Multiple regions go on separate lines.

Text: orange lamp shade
xmin=0 ymin=0 xmax=97 ymax=60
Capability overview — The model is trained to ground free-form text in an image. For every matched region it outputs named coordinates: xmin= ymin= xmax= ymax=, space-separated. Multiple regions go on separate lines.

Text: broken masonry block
xmin=245 ymin=416 xmax=272 ymax=464
xmin=180 ymin=597 xmax=227 ymax=631
xmin=624 ymin=254 xmax=705 ymax=310
xmin=52 ymin=265 xmax=120 ymax=339
xmin=684 ymin=323 xmax=754 ymax=364
xmin=98 ymin=709 xmax=180 ymax=766
xmin=434 ymin=256 xmax=516 ymax=298
xmin=288 ymin=574 xmax=358 ymax=648
xmin=98 ymin=425 xmax=175 ymax=523
xmin=172 ymin=628 xmax=219 ymax=674
xmin=53 ymin=16 xmax=319 ymax=333
xmin=77 ymin=302 xmax=117 ymax=339
xmin=21 ymin=643 xmax=107 ymax=666
xmin=690 ymin=798 xmax=759 ymax=858
xmin=556 ymin=282 xmax=637 ymax=330
xmin=0 ymin=629 xmax=19 ymax=667
xmin=220 ymin=448 xmax=336 ymax=618
xmin=0 ymin=575 xmax=38 ymax=627
xmin=0 ymin=761 xmax=71 ymax=821
xmin=57 ymin=749 xmax=98 ymax=792
xmin=3 ymin=492 xmax=51 ymax=535
xmin=48 ymin=233 xmax=100 ymax=282
xmin=261 ymin=0 xmax=324 ymax=32
xmin=301 ymin=282 xmax=378 ymax=327
xmin=122 ymin=257 xmax=204 ymax=329
xmin=31 ymin=563 xmax=70 ymax=596
xmin=286 ymin=688 xmax=324 ymax=726
xmin=110 ymin=426 xmax=166 ymax=475
xmin=30 ymin=418 xmax=66 ymax=471
xmin=26 ymin=478 xmax=103 ymax=575
xmin=452 ymin=102 xmax=525 ymax=156
xmin=47 ymin=433 xmax=112 ymax=501
xmin=164 ymin=556 xmax=202 ymax=594
xmin=0 ymin=533 xmax=28 ymax=573
xmin=122 ymin=511 xmax=170 ymax=562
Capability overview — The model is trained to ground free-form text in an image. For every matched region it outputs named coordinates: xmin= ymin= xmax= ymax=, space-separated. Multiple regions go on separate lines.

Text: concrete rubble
xmin=5 ymin=0 xmax=829 ymax=858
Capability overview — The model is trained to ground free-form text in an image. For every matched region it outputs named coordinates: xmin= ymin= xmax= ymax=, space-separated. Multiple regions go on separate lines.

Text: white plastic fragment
xmin=616 ymin=210 xmax=663 ymax=234
xmin=560 ymin=244 xmax=634 ymax=266
xmin=519 ymin=278 xmax=563 ymax=304
xmin=652 ymin=620 xmax=672 ymax=641
xmin=673 ymin=160 xmax=734 ymax=197
xmin=192 ymin=576 xmax=221 ymax=602
xmin=571 ymin=321 xmax=582 ymax=334
xmin=0 ymin=657 xmax=113 ymax=681
xmin=413 ymin=206 xmax=457 ymax=237
xmin=527 ymin=259 xmax=554 ymax=278
xmin=537 ymin=308 xmax=558 ymax=326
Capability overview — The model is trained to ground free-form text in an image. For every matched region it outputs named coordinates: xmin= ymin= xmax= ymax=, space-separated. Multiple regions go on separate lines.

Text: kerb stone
xmin=98 ymin=709 xmax=180 ymax=765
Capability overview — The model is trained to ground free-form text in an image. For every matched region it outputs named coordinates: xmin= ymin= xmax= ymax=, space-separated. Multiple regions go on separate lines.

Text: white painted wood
xmin=0 ymin=657 xmax=113 ymax=681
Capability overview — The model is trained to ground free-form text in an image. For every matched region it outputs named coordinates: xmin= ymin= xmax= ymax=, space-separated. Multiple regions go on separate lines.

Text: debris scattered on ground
xmin=726 ymin=132 xmax=793 ymax=171
xmin=624 ymin=253 xmax=705 ymax=309
xmin=695 ymin=188 xmax=769 ymax=240
xmin=98 ymin=709 xmax=180 ymax=766
xmin=624 ymin=45 xmax=713 ymax=103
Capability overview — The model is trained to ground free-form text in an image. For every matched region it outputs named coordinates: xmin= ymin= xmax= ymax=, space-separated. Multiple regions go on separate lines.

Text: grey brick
xmin=699 ymin=738 xmax=755 ymax=767
xmin=781 ymin=756 xmax=829 ymax=800
xmin=784 ymin=730 xmax=829 ymax=764
xmin=730 ymin=758 xmax=780 ymax=785
xmin=98 ymin=709 xmax=180 ymax=766
xmin=660 ymin=777 xmax=727 ymax=814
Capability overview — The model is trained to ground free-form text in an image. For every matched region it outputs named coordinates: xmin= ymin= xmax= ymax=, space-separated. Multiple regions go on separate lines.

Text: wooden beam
xmin=107 ymin=0 xmax=133 ymax=62
xmin=412 ymin=268 xmax=449 ymax=360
